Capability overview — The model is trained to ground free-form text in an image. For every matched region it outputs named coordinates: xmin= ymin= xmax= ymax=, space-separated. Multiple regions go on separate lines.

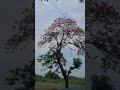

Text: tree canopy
xmin=5 ymin=1 xmax=34 ymax=52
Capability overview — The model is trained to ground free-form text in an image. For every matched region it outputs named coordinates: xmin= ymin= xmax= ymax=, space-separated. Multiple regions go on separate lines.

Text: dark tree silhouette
xmin=5 ymin=0 xmax=35 ymax=90
xmin=91 ymin=75 xmax=114 ymax=90
xmin=38 ymin=18 xmax=85 ymax=88
xmin=5 ymin=60 xmax=35 ymax=90
xmin=86 ymin=0 xmax=120 ymax=73
xmin=5 ymin=1 xmax=34 ymax=52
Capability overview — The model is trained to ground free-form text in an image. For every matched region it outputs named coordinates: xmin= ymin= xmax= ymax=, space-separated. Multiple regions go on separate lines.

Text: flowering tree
xmin=38 ymin=18 xmax=85 ymax=88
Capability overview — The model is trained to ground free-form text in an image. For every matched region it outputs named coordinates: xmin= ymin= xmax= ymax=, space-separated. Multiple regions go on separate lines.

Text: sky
xmin=35 ymin=0 xmax=85 ymax=77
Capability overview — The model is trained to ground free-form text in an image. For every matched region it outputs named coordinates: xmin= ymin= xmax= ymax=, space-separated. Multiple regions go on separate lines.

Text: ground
xmin=35 ymin=83 xmax=85 ymax=90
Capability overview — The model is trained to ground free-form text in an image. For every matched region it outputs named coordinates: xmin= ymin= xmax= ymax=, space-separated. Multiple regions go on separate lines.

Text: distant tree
xmin=68 ymin=76 xmax=79 ymax=79
xmin=35 ymin=74 xmax=43 ymax=78
xmin=44 ymin=70 xmax=61 ymax=79
xmin=38 ymin=18 xmax=85 ymax=88
xmin=35 ymin=74 xmax=43 ymax=82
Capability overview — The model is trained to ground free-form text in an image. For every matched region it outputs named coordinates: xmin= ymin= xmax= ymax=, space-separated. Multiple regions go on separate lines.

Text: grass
xmin=36 ymin=78 xmax=85 ymax=86
xmin=35 ymin=83 xmax=63 ymax=90
xmin=35 ymin=75 xmax=85 ymax=90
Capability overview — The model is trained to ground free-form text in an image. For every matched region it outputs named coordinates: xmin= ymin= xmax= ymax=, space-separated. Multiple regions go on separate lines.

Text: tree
xmin=44 ymin=70 xmax=61 ymax=79
xmin=5 ymin=0 xmax=35 ymax=90
xmin=91 ymin=75 xmax=114 ymax=90
xmin=86 ymin=0 xmax=120 ymax=73
xmin=5 ymin=1 xmax=34 ymax=52
xmin=5 ymin=60 xmax=35 ymax=90
xmin=38 ymin=18 xmax=85 ymax=88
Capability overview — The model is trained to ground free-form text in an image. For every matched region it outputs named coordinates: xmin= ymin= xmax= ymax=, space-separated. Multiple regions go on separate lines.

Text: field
xmin=35 ymin=75 xmax=85 ymax=86
xmin=35 ymin=75 xmax=85 ymax=90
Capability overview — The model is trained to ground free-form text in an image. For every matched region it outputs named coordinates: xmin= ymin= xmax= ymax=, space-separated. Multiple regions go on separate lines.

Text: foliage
xmin=91 ymin=75 xmax=114 ymax=90
xmin=86 ymin=0 xmax=120 ymax=73
xmin=5 ymin=0 xmax=35 ymax=89
xmin=5 ymin=0 xmax=34 ymax=52
xmin=44 ymin=71 xmax=61 ymax=79
xmin=73 ymin=58 xmax=82 ymax=68
xmin=35 ymin=74 xmax=43 ymax=82
xmin=5 ymin=60 xmax=35 ymax=90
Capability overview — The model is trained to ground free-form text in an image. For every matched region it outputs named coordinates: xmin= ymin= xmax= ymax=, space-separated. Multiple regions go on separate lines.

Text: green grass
xmin=35 ymin=74 xmax=85 ymax=87
xmin=36 ymin=78 xmax=85 ymax=86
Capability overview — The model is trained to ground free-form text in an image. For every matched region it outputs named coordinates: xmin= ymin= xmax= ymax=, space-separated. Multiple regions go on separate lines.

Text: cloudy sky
xmin=35 ymin=0 xmax=85 ymax=77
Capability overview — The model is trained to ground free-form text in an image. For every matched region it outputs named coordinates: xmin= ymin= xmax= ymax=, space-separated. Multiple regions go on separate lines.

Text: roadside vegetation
xmin=35 ymin=74 xmax=85 ymax=86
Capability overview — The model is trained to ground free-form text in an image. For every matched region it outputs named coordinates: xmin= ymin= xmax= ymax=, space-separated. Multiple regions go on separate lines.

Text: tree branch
xmin=67 ymin=66 xmax=75 ymax=77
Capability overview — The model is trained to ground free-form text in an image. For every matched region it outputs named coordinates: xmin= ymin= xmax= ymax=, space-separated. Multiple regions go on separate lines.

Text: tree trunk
xmin=64 ymin=77 xmax=69 ymax=88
